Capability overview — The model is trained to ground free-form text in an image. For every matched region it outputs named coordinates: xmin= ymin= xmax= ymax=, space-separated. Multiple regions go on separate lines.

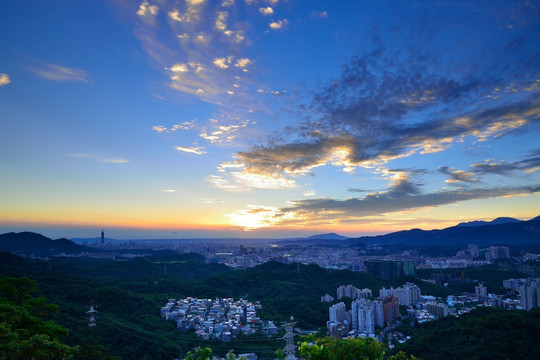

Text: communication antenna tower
xmin=87 ymin=301 xmax=98 ymax=328
xmin=282 ymin=316 xmax=297 ymax=360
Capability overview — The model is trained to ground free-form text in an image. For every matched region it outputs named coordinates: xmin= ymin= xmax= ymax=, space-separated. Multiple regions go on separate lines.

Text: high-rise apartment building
xmin=475 ymin=284 xmax=488 ymax=299
xmin=427 ymin=303 xmax=449 ymax=318
xmin=487 ymin=246 xmax=510 ymax=260
xmin=381 ymin=296 xmax=399 ymax=324
xmin=519 ymin=281 xmax=540 ymax=310
xmin=337 ymin=285 xmax=372 ymax=300
xmin=351 ymin=298 xmax=377 ymax=334
xmin=468 ymin=244 xmax=479 ymax=257
xmin=329 ymin=302 xmax=347 ymax=323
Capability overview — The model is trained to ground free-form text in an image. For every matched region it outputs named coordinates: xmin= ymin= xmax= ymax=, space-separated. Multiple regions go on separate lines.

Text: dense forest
xmin=397 ymin=307 xmax=540 ymax=360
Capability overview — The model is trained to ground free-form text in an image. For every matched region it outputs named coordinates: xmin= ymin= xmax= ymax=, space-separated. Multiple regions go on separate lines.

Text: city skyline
xmin=1 ymin=1 xmax=539 ymax=240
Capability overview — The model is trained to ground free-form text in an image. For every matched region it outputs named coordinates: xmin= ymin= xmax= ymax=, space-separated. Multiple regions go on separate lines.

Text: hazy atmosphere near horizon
xmin=1 ymin=0 xmax=539 ymax=239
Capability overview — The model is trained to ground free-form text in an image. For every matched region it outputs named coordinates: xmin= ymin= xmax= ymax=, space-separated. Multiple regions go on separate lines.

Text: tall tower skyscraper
xmin=101 ymin=229 xmax=104 ymax=244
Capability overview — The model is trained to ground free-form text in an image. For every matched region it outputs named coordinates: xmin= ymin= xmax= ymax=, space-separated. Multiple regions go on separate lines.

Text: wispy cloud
xmin=259 ymin=7 xmax=273 ymax=15
xmin=207 ymin=174 xmax=247 ymax=192
xmin=470 ymin=150 xmax=540 ymax=175
xmin=152 ymin=125 xmax=168 ymax=133
xmin=0 ymin=73 xmax=10 ymax=86
xmin=67 ymin=153 xmax=129 ymax=164
xmin=153 ymin=121 xmax=197 ymax=134
xmin=283 ymin=184 xmax=540 ymax=220
xmin=438 ymin=166 xmax=478 ymax=184
xmin=30 ymin=62 xmax=89 ymax=83
xmin=310 ymin=11 xmax=327 ymax=19
xmin=199 ymin=118 xmax=251 ymax=143
xmin=137 ymin=1 xmax=159 ymax=16
xmin=102 ymin=158 xmax=129 ymax=164
xmin=269 ymin=19 xmax=288 ymax=30
xmin=175 ymin=145 xmax=207 ymax=155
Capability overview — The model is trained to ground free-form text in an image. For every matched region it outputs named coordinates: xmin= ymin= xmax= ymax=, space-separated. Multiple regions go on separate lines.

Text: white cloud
xmin=175 ymin=146 xmax=207 ymax=155
xmin=223 ymin=29 xmax=245 ymax=43
xmin=0 ymin=73 xmax=10 ymax=86
xmin=163 ymin=189 xmax=176 ymax=193
xmin=169 ymin=0 xmax=206 ymax=23
xmin=213 ymin=57 xmax=230 ymax=69
xmin=235 ymin=58 xmax=251 ymax=68
xmin=259 ymin=7 xmax=273 ymax=15
xmin=216 ymin=11 xmax=228 ymax=31
xmin=31 ymin=62 xmax=89 ymax=83
xmin=152 ymin=125 xmax=168 ymax=133
xmin=195 ymin=33 xmax=208 ymax=44
xmin=229 ymin=171 xmax=297 ymax=189
xmin=137 ymin=1 xmax=159 ymax=16
xmin=168 ymin=9 xmax=186 ymax=22
xmin=170 ymin=63 xmax=189 ymax=73
xmin=172 ymin=120 xmax=196 ymax=131
xmin=207 ymin=174 xmax=247 ymax=191
xmin=269 ymin=19 xmax=288 ymax=30
xmin=200 ymin=119 xmax=251 ymax=143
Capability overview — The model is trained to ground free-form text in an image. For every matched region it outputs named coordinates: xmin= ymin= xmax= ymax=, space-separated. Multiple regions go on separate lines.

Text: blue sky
xmin=1 ymin=0 xmax=539 ymax=239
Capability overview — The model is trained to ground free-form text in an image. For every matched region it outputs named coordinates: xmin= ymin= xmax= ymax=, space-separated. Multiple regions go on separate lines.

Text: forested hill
xmin=0 ymin=231 xmax=95 ymax=256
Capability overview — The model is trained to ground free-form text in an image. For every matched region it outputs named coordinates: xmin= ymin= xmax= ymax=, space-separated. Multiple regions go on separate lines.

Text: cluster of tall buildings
xmin=337 ymin=284 xmax=372 ymax=300
xmin=327 ymin=283 xmax=421 ymax=337
xmin=379 ymin=283 xmax=421 ymax=306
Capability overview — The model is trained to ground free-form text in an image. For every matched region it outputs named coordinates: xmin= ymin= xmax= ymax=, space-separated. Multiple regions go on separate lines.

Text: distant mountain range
xmin=0 ymin=232 xmax=95 ymax=257
xmin=347 ymin=215 xmax=540 ymax=247
xmin=456 ymin=216 xmax=523 ymax=227
xmin=305 ymin=232 xmax=349 ymax=240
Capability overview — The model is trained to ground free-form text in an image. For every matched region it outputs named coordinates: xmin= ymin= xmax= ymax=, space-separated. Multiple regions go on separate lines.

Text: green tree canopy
xmin=0 ymin=277 xmax=78 ymax=360
xmin=298 ymin=336 xmax=416 ymax=360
